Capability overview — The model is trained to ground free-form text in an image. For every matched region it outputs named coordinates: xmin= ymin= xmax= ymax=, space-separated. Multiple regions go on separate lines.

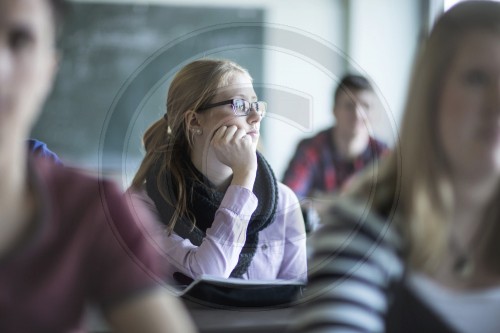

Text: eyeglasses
xmin=198 ymin=98 xmax=267 ymax=117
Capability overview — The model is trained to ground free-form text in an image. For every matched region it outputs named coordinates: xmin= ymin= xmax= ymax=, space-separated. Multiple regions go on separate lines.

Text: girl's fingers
xmin=222 ymin=125 xmax=238 ymax=141
xmin=212 ymin=126 xmax=227 ymax=141
xmin=212 ymin=125 xmax=253 ymax=150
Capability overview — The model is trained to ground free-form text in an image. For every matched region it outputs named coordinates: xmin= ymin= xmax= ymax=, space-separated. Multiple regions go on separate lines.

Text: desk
xmin=185 ymin=300 xmax=294 ymax=333
xmin=86 ymin=300 xmax=295 ymax=333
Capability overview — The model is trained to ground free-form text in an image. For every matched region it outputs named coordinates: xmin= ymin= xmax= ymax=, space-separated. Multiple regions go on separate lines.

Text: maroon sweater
xmin=0 ymin=158 xmax=164 ymax=332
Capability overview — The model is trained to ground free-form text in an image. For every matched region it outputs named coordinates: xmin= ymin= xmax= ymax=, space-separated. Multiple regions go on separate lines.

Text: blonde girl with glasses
xmin=129 ymin=59 xmax=307 ymax=286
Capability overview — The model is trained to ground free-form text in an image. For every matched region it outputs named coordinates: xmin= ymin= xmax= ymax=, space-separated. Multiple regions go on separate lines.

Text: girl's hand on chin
xmin=211 ymin=125 xmax=257 ymax=174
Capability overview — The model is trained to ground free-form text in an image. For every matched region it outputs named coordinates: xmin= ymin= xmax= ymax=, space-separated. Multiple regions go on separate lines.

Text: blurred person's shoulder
xmin=319 ymin=194 xmax=385 ymax=229
xmin=33 ymin=157 xmax=119 ymax=198
xmin=31 ymin=157 xmax=164 ymax=271
xmin=31 ymin=158 xmax=131 ymax=227
xmin=317 ymin=193 xmax=402 ymax=248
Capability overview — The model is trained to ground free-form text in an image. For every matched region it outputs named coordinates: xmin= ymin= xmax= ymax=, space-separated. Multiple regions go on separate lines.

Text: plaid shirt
xmin=282 ymin=127 xmax=389 ymax=199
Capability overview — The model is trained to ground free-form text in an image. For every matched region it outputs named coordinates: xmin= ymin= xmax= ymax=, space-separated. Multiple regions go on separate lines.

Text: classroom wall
xmin=346 ymin=0 xmax=421 ymax=149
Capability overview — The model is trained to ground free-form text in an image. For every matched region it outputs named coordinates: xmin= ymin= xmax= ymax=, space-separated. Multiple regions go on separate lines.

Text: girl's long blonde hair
xmin=131 ymin=59 xmax=250 ymax=233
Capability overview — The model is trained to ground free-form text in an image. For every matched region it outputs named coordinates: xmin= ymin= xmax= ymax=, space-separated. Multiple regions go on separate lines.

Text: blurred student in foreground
xmin=0 ymin=0 xmax=196 ymax=332
xmin=291 ymin=1 xmax=500 ymax=332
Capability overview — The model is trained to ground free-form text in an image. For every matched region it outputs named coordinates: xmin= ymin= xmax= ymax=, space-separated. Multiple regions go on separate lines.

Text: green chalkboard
xmin=32 ymin=2 xmax=264 ymax=172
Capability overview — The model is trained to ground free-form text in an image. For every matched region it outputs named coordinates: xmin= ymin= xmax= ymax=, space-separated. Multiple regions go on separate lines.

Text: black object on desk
xmin=173 ymin=272 xmax=305 ymax=309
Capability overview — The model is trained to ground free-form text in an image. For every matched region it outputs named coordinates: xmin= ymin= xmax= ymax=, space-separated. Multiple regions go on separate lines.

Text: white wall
xmin=347 ymin=0 xmax=421 ymax=148
xmin=257 ymin=1 xmax=346 ymax=180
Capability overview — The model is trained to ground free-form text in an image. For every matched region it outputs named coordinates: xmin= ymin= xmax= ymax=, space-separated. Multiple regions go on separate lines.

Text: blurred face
xmin=333 ymin=89 xmax=374 ymax=139
xmin=0 ymin=0 xmax=56 ymax=135
xmin=438 ymin=30 xmax=500 ymax=180
xmin=195 ymin=72 xmax=263 ymax=146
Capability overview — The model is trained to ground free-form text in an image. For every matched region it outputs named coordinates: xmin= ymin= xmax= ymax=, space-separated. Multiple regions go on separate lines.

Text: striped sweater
xmin=291 ymin=197 xmax=404 ymax=333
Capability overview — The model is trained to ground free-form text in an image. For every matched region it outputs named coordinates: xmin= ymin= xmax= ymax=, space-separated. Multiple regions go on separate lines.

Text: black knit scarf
xmin=146 ymin=152 xmax=278 ymax=278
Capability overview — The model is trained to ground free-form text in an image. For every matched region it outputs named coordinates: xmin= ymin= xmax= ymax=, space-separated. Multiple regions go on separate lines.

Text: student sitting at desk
xmin=129 ymin=59 xmax=307 ymax=284
xmin=282 ymin=74 xmax=388 ymax=232
xmin=282 ymin=74 xmax=388 ymax=200
xmin=0 ymin=0 xmax=196 ymax=332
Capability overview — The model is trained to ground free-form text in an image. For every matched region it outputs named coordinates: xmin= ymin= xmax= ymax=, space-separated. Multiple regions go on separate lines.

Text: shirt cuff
xmin=219 ymin=185 xmax=258 ymax=218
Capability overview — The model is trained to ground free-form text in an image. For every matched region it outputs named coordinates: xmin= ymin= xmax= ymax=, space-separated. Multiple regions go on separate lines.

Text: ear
xmin=184 ymin=109 xmax=201 ymax=130
xmin=48 ymin=50 xmax=61 ymax=87
xmin=40 ymin=50 xmax=60 ymax=104
xmin=332 ymin=105 xmax=338 ymax=118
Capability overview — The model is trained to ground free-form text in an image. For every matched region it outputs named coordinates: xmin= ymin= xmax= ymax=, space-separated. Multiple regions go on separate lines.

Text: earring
xmin=191 ymin=128 xmax=203 ymax=135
